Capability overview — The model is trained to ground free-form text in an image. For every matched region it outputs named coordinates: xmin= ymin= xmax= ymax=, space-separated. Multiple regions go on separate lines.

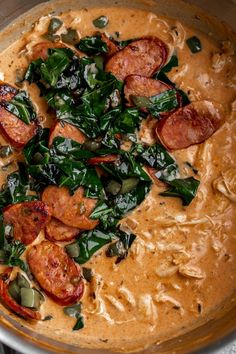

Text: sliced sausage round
xmin=0 ymin=268 xmax=41 ymax=320
xmin=42 ymin=186 xmax=98 ymax=230
xmin=0 ymin=106 xmax=37 ymax=148
xmin=49 ymin=120 xmax=85 ymax=147
xmin=124 ymin=75 xmax=171 ymax=110
xmin=27 ymin=241 xmax=84 ymax=305
xmin=31 ymin=41 xmax=66 ymax=60
xmin=105 ymin=36 xmax=168 ymax=81
xmin=45 ymin=217 xmax=80 ymax=242
xmin=0 ymin=83 xmax=37 ymax=148
xmin=3 ymin=201 xmax=51 ymax=245
xmin=156 ymin=100 xmax=223 ymax=150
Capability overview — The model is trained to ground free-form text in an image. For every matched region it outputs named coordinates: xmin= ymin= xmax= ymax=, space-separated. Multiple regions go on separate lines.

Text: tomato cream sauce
xmin=0 ymin=5 xmax=236 ymax=353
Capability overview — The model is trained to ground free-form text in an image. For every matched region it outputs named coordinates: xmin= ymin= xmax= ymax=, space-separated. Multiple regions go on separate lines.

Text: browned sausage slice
xmin=105 ymin=37 xmax=168 ymax=81
xmin=156 ymin=101 xmax=223 ymax=150
xmin=0 ymin=107 xmax=37 ymax=148
xmin=0 ymin=268 xmax=41 ymax=320
xmin=45 ymin=217 xmax=80 ymax=242
xmin=27 ymin=241 xmax=84 ymax=305
xmin=0 ymin=83 xmax=37 ymax=148
xmin=3 ymin=201 xmax=51 ymax=245
xmin=42 ymin=186 xmax=98 ymax=230
xmin=31 ymin=41 xmax=66 ymax=60
xmin=101 ymin=33 xmax=119 ymax=58
xmin=124 ymin=75 xmax=171 ymax=110
xmin=49 ymin=120 xmax=85 ymax=146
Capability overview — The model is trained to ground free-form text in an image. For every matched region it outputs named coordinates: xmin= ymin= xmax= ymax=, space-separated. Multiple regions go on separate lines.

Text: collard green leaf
xmin=74 ymin=229 xmax=115 ymax=264
xmin=113 ymin=181 xmax=151 ymax=215
xmin=103 ymin=227 xmax=136 ymax=262
xmin=116 ymin=38 xmax=136 ymax=49
xmin=23 ymin=128 xmax=49 ymax=164
xmin=40 ymin=48 xmax=73 ymax=87
xmin=0 ymin=232 xmax=27 ymax=272
xmin=161 ymin=55 xmax=178 ymax=73
xmin=24 ymin=58 xmax=44 ymax=83
xmin=186 ymin=36 xmax=202 ymax=53
xmin=160 ymin=176 xmax=200 ymax=206
xmin=0 ymin=163 xmax=37 ymax=209
xmin=153 ymin=55 xmax=190 ymax=106
xmin=137 ymin=144 xmax=177 ymax=170
xmin=3 ymin=91 xmax=36 ymax=125
xmin=76 ymin=35 xmax=108 ymax=55
xmin=115 ymin=108 xmax=140 ymax=133
xmin=51 ymin=137 xmax=94 ymax=159
xmin=93 ymin=16 xmax=109 ymax=29
xmin=61 ymin=28 xmax=79 ymax=45
xmin=28 ymin=163 xmax=61 ymax=189
xmin=131 ymin=89 xmax=179 ymax=117
xmin=101 ymin=153 xmax=151 ymax=182
xmin=63 ymin=302 xmax=84 ymax=331
xmin=54 ymin=157 xmax=103 ymax=195
xmin=64 ymin=303 xmax=82 ymax=317
xmin=73 ymin=315 xmax=84 ymax=331
xmin=47 ymin=18 xmax=63 ymax=34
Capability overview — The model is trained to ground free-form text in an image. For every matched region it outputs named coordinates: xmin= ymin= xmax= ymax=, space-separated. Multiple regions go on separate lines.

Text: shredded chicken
xmin=138 ymin=294 xmax=158 ymax=321
xmin=211 ymin=40 xmax=234 ymax=73
xmin=178 ymin=264 xmax=205 ymax=279
xmin=156 ymin=262 xmax=178 ymax=277
xmin=104 ymin=295 xmax=125 ymax=312
xmin=118 ymin=287 xmax=136 ymax=307
xmin=213 ymin=168 xmax=236 ymax=202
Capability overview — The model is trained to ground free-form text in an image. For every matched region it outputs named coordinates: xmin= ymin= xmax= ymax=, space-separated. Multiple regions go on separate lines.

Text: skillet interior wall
xmin=0 ymin=0 xmax=235 ymax=354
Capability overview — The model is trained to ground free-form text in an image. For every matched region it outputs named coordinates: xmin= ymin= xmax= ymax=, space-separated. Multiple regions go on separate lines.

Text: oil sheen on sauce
xmin=0 ymin=6 xmax=236 ymax=353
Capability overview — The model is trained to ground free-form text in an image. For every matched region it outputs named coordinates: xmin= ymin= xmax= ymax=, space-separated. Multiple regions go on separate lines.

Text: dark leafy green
xmin=101 ymin=152 xmax=150 ymax=181
xmin=51 ymin=137 xmax=94 ymax=159
xmin=0 ymin=163 xmax=38 ymax=209
xmin=74 ymin=229 xmax=115 ymax=264
xmin=154 ymin=54 xmax=190 ymax=106
xmin=161 ymin=55 xmax=178 ymax=73
xmin=116 ymin=38 xmax=136 ymax=49
xmin=137 ymin=144 xmax=178 ymax=181
xmin=63 ymin=303 xmax=84 ymax=331
xmin=61 ymin=28 xmax=79 ymax=45
xmin=0 ymin=216 xmax=27 ymax=271
xmin=47 ymin=18 xmax=63 ymax=34
xmin=113 ymin=181 xmax=151 ymax=215
xmin=3 ymin=91 xmax=36 ymax=125
xmin=131 ymin=89 xmax=179 ymax=117
xmin=23 ymin=128 xmax=49 ymax=164
xmin=186 ymin=36 xmax=202 ymax=53
xmin=40 ymin=48 xmax=74 ymax=86
xmin=160 ymin=177 xmax=200 ymax=206
xmin=76 ymin=35 xmax=108 ymax=55
xmin=93 ymin=16 xmax=109 ymax=28
xmin=106 ymin=231 xmax=136 ymax=263
xmin=115 ymin=108 xmax=140 ymax=133
xmin=137 ymin=144 xmax=176 ymax=170
xmin=82 ymin=267 xmax=93 ymax=282
xmin=73 ymin=315 xmax=84 ymax=331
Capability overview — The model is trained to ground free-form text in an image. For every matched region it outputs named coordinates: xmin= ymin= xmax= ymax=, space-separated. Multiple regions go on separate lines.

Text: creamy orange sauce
xmin=0 ymin=5 xmax=236 ymax=353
